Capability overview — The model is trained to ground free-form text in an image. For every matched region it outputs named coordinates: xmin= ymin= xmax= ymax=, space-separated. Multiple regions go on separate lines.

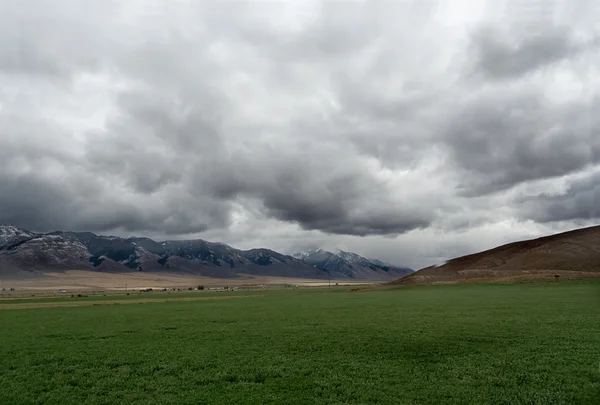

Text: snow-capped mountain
xmin=0 ymin=227 xmax=92 ymax=275
xmin=293 ymin=249 xmax=413 ymax=279
xmin=0 ymin=225 xmax=37 ymax=247
xmin=0 ymin=226 xmax=412 ymax=281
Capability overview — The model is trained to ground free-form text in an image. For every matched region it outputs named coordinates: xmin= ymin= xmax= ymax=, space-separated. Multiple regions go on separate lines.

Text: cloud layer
xmin=1 ymin=0 xmax=599 ymax=268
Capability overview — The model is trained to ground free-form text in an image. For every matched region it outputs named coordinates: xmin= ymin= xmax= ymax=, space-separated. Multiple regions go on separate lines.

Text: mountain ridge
xmin=293 ymin=248 xmax=413 ymax=279
xmin=0 ymin=226 xmax=412 ymax=281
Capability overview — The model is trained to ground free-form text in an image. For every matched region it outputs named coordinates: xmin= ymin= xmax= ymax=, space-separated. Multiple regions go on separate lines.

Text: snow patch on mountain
xmin=0 ymin=226 xmax=37 ymax=247
xmin=335 ymin=249 xmax=366 ymax=265
xmin=294 ymin=248 xmax=413 ymax=279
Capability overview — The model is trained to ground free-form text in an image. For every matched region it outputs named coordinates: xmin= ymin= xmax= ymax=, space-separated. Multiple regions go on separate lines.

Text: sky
xmin=1 ymin=0 xmax=599 ymax=269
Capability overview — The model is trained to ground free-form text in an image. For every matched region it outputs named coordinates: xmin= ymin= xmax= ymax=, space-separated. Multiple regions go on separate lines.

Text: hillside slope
xmin=393 ymin=225 xmax=600 ymax=285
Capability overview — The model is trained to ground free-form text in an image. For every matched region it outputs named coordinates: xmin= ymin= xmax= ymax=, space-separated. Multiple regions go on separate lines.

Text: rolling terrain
xmin=0 ymin=226 xmax=412 ymax=287
xmin=394 ymin=225 xmax=600 ymax=285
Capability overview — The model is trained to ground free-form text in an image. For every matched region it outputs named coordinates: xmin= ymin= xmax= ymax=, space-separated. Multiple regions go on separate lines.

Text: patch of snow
xmin=0 ymin=225 xmax=35 ymax=243
xmin=334 ymin=250 xmax=365 ymax=264
xmin=293 ymin=250 xmax=315 ymax=260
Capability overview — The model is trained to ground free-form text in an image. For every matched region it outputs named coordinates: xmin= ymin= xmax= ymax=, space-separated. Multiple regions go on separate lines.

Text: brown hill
xmin=392 ymin=225 xmax=600 ymax=285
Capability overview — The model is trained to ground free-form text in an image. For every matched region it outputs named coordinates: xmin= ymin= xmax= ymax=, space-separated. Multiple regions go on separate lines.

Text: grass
xmin=1 ymin=280 xmax=599 ymax=404
xmin=0 ymin=290 xmax=265 ymax=305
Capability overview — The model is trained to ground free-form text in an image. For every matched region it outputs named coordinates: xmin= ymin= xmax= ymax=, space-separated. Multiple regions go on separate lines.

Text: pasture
xmin=1 ymin=280 xmax=599 ymax=404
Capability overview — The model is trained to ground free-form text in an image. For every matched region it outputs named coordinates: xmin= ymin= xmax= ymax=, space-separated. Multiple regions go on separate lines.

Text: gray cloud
xmin=1 ymin=0 xmax=600 ymax=268
xmin=518 ymin=170 xmax=600 ymax=223
xmin=0 ymin=0 xmax=119 ymax=79
xmin=235 ymin=154 xmax=434 ymax=235
xmin=470 ymin=26 xmax=595 ymax=79
xmin=442 ymin=90 xmax=600 ymax=195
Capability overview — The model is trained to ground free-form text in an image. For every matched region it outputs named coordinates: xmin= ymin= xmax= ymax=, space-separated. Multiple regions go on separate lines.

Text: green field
xmin=1 ymin=281 xmax=599 ymax=404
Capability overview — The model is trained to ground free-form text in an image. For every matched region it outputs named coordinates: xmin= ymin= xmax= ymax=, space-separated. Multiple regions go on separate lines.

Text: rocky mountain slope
xmin=0 ymin=226 xmax=37 ymax=247
xmin=392 ymin=225 xmax=600 ymax=285
xmin=0 ymin=226 xmax=412 ymax=281
xmin=294 ymin=249 xmax=413 ymax=279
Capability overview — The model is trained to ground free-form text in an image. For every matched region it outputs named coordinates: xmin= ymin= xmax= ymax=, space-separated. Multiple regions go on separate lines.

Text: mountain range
xmin=293 ymin=249 xmax=407 ymax=279
xmin=392 ymin=225 xmax=600 ymax=285
xmin=0 ymin=226 xmax=413 ymax=281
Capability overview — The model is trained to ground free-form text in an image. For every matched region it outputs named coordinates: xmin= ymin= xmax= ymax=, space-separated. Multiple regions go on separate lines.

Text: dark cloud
xmin=442 ymin=90 xmax=600 ymax=195
xmin=85 ymin=88 xmax=223 ymax=195
xmin=243 ymin=157 xmax=434 ymax=236
xmin=189 ymin=139 xmax=435 ymax=236
xmin=0 ymin=167 xmax=219 ymax=235
xmin=470 ymin=26 xmax=595 ymax=79
xmin=518 ymin=171 xmax=600 ymax=223
xmin=0 ymin=174 xmax=79 ymax=231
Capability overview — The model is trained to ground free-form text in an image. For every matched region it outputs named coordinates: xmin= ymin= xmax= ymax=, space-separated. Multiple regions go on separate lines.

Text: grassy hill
xmin=394 ymin=225 xmax=600 ymax=285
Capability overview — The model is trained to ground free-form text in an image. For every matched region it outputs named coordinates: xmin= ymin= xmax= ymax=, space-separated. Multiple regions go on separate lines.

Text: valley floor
xmin=0 ymin=270 xmax=372 ymax=294
xmin=1 ymin=280 xmax=599 ymax=404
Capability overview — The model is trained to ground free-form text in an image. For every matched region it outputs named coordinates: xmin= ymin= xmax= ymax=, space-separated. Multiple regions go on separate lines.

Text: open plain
xmin=1 ymin=279 xmax=599 ymax=404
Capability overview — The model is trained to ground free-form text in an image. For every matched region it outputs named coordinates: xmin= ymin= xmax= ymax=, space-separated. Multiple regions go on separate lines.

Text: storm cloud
xmin=1 ymin=0 xmax=599 ymax=268
xmin=518 ymin=169 xmax=600 ymax=223
xmin=470 ymin=26 xmax=597 ymax=80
